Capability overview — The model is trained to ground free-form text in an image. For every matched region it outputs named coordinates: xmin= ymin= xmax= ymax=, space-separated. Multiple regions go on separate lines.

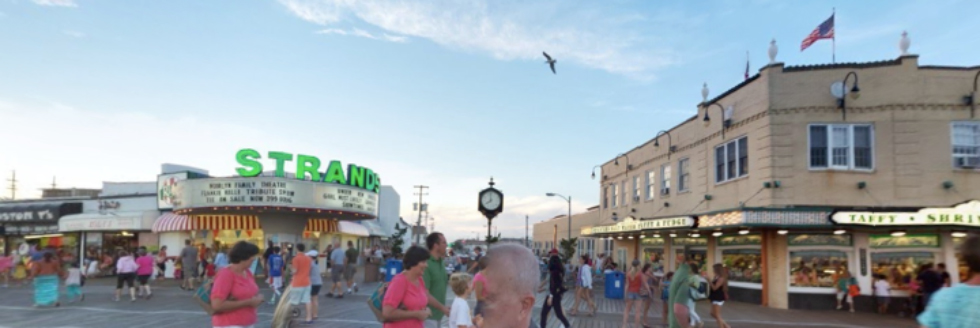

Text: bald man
xmin=480 ymin=244 xmax=539 ymax=328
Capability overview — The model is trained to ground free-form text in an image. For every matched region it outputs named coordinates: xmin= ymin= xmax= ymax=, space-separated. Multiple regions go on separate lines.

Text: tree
xmin=485 ymin=233 xmax=501 ymax=245
xmin=559 ymin=237 xmax=578 ymax=263
xmin=451 ymin=239 xmax=466 ymax=253
xmin=390 ymin=223 xmax=408 ymax=258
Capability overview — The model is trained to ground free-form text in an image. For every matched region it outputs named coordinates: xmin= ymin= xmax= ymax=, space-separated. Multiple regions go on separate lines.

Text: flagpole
xmin=832 ymin=7 xmax=836 ymax=63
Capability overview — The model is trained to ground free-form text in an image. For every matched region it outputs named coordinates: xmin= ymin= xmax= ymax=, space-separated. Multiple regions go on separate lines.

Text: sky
xmin=1 ymin=0 xmax=978 ymax=242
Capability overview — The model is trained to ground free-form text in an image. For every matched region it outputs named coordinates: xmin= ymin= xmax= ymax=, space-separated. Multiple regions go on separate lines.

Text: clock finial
xmin=488 ymin=177 xmax=495 ymax=187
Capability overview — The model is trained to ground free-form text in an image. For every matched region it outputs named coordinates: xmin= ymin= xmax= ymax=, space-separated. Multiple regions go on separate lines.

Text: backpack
xmin=367 ymin=282 xmax=390 ymax=322
xmin=690 ymin=276 xmax=709 ymax=300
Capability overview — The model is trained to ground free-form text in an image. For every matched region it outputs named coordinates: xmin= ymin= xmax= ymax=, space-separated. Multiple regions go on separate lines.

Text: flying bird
xmin=542 ymin=52 xmax=556 ymax=74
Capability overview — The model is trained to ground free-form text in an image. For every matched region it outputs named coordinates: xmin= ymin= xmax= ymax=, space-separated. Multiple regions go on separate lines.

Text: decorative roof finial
xmin=768 ymin=39 xmax=778 ymax=63
xmin=899 ymin=31 xmax=911 ymax=55
xmin=701 ymin=83 xmax=709 ymax=103
xmin=488 ymin=177 xmax=495 ymax=187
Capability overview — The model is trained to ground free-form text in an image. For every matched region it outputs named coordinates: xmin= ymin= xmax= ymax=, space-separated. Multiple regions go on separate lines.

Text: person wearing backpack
xmin=209 ymin=241 xmax=263 ymax=328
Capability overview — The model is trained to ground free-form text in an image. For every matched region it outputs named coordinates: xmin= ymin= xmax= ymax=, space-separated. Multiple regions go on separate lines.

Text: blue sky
xmin=1 ymin=0 xmax=978 ymax=241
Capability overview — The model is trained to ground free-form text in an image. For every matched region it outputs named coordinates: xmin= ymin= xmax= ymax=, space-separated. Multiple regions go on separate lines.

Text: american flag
xmin=801 ymin=14 xmax=834 ymax=51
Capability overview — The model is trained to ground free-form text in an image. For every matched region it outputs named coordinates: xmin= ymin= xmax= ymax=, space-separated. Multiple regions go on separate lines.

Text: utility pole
xmin=6 ymin=170 xmax=17 ymax=200
xmin=413 ymin=185 xmax=429 ymax=244
xmin=525 ymin=215 xmax=529 ymax=248
xmin=51 ymin=176 xmax=57 ymax=189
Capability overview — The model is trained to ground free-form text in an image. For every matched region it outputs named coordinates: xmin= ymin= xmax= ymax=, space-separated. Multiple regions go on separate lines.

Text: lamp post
xmin=964 ymin=70 xmax=980 ymax=118
xmin=546 ymin=193 xmax=572 ymax=242
xmin=836 ymin=71 xmax=861 ymax=121
xmin=591 ymin=165 xmax=602 ymax=180
xmin=654 ymin=130 xmax=675 ymax=159
xmin=702 ymin=102 xmax=730 ymax=140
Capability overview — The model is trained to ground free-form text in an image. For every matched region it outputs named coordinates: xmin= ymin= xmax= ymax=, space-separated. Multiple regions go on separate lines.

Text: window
xmin=632 ymin=176 xmax=641 ymax=202
xmin=789 ymin=250 xmax=849 ymax=287
xmin=646 ymin=171 xmax=656 ymax=200
xmin=621 ymin=181 xmax=628 ymax=205
xmin=660 ymin=163 xmax=671 ymax=195
xmin=715 ymin=137 xmax=749 ymax=183
xmin=611 ymin=183 xmax=618 ymax=207
xmin=809 ymin=124 xmax=874 ymax=170
xmin=872 ymin=252 xmax=935 ymax=289
xmin=722 ymin=249 xmax=762 ymax=283
xmin=952 ymin=122 xmax=980 ymax=168
xmin=678 ymin=158 xmax=690 ymax=192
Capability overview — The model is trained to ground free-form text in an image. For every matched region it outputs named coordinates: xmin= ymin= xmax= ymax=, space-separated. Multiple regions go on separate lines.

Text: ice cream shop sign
xmin=832 ymin=200 xmax=980 ymax=227
xmin=582 ymin=216 xmax=695 ymax=236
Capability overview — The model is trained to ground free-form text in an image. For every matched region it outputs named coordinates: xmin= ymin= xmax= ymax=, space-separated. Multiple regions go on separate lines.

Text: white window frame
xmin=603 ymin=185 xmax=609 ymax=208
xmin=808 ymin=124 xmax=875 ymax=171
xmin=678 ymin=158 xmax=690 ymax=192
xmin=611 ymin=183 xmax=619 ymax=207
xmin=715 ymin=136 xmax=749 ymax=183
xmin=645 ymin=170 xmax=656 ymax=200
xmin=621 ymin=181 xmax=628 ymax=205
xmin=660 ymin=163 xmax=671 ymax=195
xmin=951 ymin=121 xmax=980 ymax=169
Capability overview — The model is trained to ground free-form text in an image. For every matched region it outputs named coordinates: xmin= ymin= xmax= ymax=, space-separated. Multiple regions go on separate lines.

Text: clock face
xmin=481 ymin=191 xmax=502 ymax=211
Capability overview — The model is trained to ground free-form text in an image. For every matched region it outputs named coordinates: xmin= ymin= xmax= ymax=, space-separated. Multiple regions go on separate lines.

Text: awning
xmin=338 ymin=221 xmax=369 ymax=237
xmin=359 ymin=219 xmax=388 ymax=237
xmin=194 ymin=215 xmax=261 ymax=231
xmin=305 ymin=219 xmax=339 ymax=233
xmin=60 ymin=210 xmax=159 ymax=232
xmin=153 ymin=213 xmax=193 ymax=232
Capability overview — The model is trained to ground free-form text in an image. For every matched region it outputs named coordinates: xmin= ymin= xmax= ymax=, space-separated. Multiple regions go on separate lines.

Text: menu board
xmin=175 ymin=177 xmax=378 ymax=217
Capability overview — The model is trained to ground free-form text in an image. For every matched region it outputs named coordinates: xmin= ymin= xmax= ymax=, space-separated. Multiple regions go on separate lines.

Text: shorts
xmin=331 ymin=265 xmax=344 ymax=283
xmin=343 ymin=265 xmax=356 ymax=280
xmin=837 ymin=290 xmax=851 ymax=301
xmin=116 ymin=273 xmax=136 ymax=289
xmin=137 ymin=275 xmax=151 ymax=286
xmin=876 ymin=296 xmax=890 ymax=305
xmin=157 ymin=263 xmax=165 ymax=273
xmin=182 ymin=266 xmax=197 ymax=280
xmin=627 ymin=292 xmax=641 ymax=300
xmin=271 ymin=276 xmax=283 ymax=290
xmin=311 ymin=285 xmax=322 ymax=296
xmin=712 ymin=301 xmax=725 ymax=306
xmin=289 ymin=286 xmax=312 ymax=305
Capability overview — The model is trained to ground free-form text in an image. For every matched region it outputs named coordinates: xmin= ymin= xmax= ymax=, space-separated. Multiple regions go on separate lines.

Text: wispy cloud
xmin=62 ymin=30 xmax=85 ymax=38
xmin=280 ymin=0 xmax=685 ymax=78
xmin=32 ymin=0 xmax=77 ymax=7
xmin=316 ymin=27 xmax=408 ymax=43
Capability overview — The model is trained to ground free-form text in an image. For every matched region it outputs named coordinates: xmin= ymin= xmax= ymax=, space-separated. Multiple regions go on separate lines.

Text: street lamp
xmin=614 ymin=153 xmax=632 ymax=170
xmin=591 ymin=165 xmax=602 ymax=180
xmin=546 ymin=192 xmax=572 ymax=242
xmin=963 ymin=70 xmax=980 ymax=118
xmin=835 ymin=71 xmax=861 ymax=121
xmin=702 ymin=102 xmax=730 ymax=140
xmin=654 ymin=130 xmax=675 ymax=159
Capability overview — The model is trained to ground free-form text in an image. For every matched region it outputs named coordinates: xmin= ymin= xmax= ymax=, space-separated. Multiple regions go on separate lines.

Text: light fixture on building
xmin=832 ymin=71 xmax=861 ymax=120
xmin=738 ymin=229 xmax=749 ymax=235
xmin=952 ymin=231 xmax=968 ymax=238
xmin=712 ymin=232 xmax=723 ymax=237
xmin=834 ymin=229 xmax=847 ymax=235
xmin=617 ymin=236 xmax=623 ymax=240
xmin=890 ymin=230 xmax=907 ymax=237
xmin=777 ymin=230 xmax=789 ymax=235
xmin=669 ymin=233 xmax=677 ymax=238
xmin=640 ymin=234 xmax=646 ymax=239
xmin=628 ymin=235 xmax=634 ymax=240
xmin=690 ymin=233 xmax=701 ymax=238
xmin=653 ymin=233 xmax=661 ymax=238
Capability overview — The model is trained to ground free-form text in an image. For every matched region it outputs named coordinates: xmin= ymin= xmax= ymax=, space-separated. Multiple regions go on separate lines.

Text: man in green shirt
xmin=668 ymin=254 xmax=695 ymax=328
xmin=344 ymin=241 xmax=360 ymax=294
xmin=423 ymin=232 xmax=451 ymax=328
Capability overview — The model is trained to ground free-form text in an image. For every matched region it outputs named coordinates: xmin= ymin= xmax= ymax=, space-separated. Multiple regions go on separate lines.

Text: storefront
xmin=581 ymin=216 xmax=696 ymax=273
xmin=157 ymin=149 xmax=382 ymax=269
xmin=59 ymin=210 xmax=159 ymax=261
xmin=0 ymin=202 xmax=83 ymax=263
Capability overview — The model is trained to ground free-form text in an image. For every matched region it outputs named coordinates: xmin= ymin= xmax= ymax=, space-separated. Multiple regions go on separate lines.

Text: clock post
xmin=478 ymin=177 xmax=504 ymax=243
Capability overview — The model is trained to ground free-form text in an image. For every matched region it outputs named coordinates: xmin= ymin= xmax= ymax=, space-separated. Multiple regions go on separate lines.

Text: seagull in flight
xmin=543 ymin=52 xmax=556 ymax=74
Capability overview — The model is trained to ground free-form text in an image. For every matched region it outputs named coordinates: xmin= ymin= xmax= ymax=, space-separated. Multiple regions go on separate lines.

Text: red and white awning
xmin=194 ymin=215 xmax=261 ymax=231
xmin=152 ymin=212 xmax=193 ymax=232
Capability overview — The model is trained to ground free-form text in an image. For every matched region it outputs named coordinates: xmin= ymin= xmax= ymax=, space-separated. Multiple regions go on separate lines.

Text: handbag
xmin=194 ymin=278 xmax=216 ymax=315
xmin=367 ymin=282 xmax=390 ymax=322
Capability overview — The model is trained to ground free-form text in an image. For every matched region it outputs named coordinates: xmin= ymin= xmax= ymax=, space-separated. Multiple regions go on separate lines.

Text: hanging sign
xmin=235 ymin=230 xmax=242 ymax=238
xmin=175 ymin=177 xmax=379 ymax=217
xmin=832 ymin=201 xmax=980 ymax=227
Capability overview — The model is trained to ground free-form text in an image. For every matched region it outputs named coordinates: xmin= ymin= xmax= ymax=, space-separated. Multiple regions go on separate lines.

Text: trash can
xmin=604 ymin=271 xmax=624 ymax=299
xmin=384 ymin=259 xmax=403 ymax=282
xmin=364 ymin=262 xmax=381 ymax=283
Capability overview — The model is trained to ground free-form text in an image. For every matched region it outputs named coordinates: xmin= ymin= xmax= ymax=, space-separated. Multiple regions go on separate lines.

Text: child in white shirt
xmin=65 ymin=262 xmax=85 ymax=302
xmin=873 ymin=274 xmax=891 ymax=314
xmin=448 ymin=273 xmax=475 ymax=328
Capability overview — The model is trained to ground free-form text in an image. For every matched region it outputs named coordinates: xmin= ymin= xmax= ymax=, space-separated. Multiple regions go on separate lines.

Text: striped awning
xmin=305 ymin=219 xmax=339 ymax=233
xmin=152 ymin=213 xmax=193 ymax=232
xmin=194 ymin=215 xmax=260 ymax=231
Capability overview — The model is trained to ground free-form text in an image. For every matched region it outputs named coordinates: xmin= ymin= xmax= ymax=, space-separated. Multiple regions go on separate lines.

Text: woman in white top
xmin=568 ymin=254 xmax=597 ymax=316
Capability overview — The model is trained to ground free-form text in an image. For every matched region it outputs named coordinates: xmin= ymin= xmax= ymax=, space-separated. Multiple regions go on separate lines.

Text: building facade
xmin=531 ymin=206 xmax=610 ymax=260
xmin=584 ymin=53 xmax=980 ymax=312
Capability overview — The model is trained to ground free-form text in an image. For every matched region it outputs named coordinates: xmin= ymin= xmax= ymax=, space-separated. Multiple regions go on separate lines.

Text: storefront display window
xmin=955 ymin=237 xmax=968 ymax=283
xmin=871 ymin=251 xmax=935 ymax=289
xmin=102 ymin=232 xmax=139 ymax=253
xmin=213 ymin=230 xmax=265 ymax=252
xmin=643 ymin=248 xmax=665 ymax=274
xmin=675 ymin=249 xmax=707 ymax=272
xmin=722 ymin=249 xmax=762 ymax=283
xmin=789 ymin=250 xmax=849 ymax=287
